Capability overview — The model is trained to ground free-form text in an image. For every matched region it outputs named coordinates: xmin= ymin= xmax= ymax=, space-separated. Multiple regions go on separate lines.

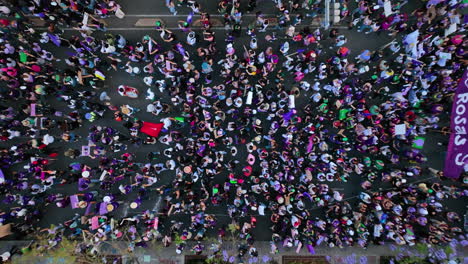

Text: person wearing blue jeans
xmin=358 ymin=23 xmax=372 ymax=33
xmin=166 ymin=0 xmax=178 ymax=15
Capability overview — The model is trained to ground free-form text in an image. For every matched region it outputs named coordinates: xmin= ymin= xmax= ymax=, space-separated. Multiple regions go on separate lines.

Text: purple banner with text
xmin=444 ymin=70 xmax=468 ymax=178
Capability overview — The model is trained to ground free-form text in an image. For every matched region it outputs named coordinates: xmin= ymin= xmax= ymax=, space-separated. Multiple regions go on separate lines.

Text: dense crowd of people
xmin=0 ymin=0 xmax=466 ymax=263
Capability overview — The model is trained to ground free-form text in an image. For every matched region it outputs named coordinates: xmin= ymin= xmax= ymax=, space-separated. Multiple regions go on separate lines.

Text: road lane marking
xmin=35 ymin=26 xmax=348 ymax=31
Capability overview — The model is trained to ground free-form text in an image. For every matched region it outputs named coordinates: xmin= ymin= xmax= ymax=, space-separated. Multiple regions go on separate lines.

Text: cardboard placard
xmin=0 ymin=224 xmax=12 ymax=238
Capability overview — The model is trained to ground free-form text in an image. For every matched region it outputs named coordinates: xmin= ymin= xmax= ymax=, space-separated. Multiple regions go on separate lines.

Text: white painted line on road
xmin=123 ymin=14 xmax=302 ymax=17
xmin=36 ymin=26 xmax=348 ymax=31
xmin=123 ymin=14 xmax=192 ymax=17
xmin=24 ymin=14 xmax=322 ymax=18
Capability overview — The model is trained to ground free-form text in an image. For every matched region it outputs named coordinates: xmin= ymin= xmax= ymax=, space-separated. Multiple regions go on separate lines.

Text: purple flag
xmin=307 ymin=244 xmax=315 ymax=254
xmin=283 ymin=110 xmax=295 ymax=121
xmin=197 ymin=145 xmax=206 ymax=157
xmin=444 ymin=70 xmax=468 ymax=178
xmin=307 ymin=136 xmax=314 ymax=153
xmin=0 ymin=169 xmax=4 ymax=184
xmin=99 ymin=202 xmax=108 ymax=215
xmin=427 ymin=0 xmax=443 ymax=5
xmin=187 ymin=12 xmax=193 ymax=24
xmin=47 ymin=33 xmax=61 ymax=47
xmin=70 ymin=195 xmax=79 ymax=209
xmin=85 ymin=202 xmax=93 ymax=216
xmin=78 ymin=178 xmax=88 ymax=191
xmin=80 ymin=41 xmax=92 ymax=52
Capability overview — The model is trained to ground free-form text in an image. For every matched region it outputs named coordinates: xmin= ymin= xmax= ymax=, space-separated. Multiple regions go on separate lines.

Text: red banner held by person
xmin=140 ymin=122 xmax=164 ymax=137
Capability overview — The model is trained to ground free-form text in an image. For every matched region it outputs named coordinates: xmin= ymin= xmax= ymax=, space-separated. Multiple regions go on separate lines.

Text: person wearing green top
xmin=19 ymin=51 xmax=27 ymax=63
xmin=369 ymin=105 xmax=379 ymax=115
xmin=339 ymin=109 xmax=350 ymax=120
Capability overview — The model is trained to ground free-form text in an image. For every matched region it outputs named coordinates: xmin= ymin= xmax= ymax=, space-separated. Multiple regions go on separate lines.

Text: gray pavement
xmin=0 ymin=1 xmax=466 ymax=263
xmin=2 ymin=0 xmax=463 ymax=236
xmin=14 ymin=24 xmax=459 ymax=239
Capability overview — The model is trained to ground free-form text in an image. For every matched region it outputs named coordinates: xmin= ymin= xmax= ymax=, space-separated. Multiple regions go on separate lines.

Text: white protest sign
xmin=82 ymin=13 xmax=89 ymax=26
xmin=394 ymin=124 xmax=406 ymax=135
xmin=384 ymin=1 xmax=392 ymax=17
xmin=445 ymin=23 xmax=457 ymax=37
xmin=289 ymin=95 xmax=295 ymax=109
xmin=246 ymin=91 xmax=253 ymax=105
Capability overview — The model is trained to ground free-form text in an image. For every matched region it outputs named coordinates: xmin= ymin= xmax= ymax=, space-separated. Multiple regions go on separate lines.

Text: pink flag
xmin=153 ymin=217 xmax=159 ymax=229
xmin=307 ymin=136 xmax=314 ymax=153
xmin=296 ymin=241 xmax=303 ymax=253
xmin=91 ymin=216 xmax=99 ymax=230
xmin=30 ymin=104 xmax=36 ymax=116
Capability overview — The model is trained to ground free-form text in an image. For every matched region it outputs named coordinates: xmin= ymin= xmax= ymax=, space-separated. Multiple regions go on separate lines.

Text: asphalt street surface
xmin=0 ymin=0 xmax=465 ymax=243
